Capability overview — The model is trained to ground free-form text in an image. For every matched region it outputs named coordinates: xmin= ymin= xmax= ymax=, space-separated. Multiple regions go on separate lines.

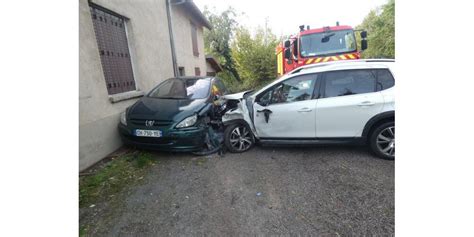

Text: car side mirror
xmin=360 ymin=30 xmax=367 ymax=39
xmin=361 ymin=39 xmax=368 ymax=50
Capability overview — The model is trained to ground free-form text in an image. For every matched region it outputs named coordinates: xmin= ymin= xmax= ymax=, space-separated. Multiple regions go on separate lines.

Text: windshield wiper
xmin=321 ymin=33 xmax=335 ymax=43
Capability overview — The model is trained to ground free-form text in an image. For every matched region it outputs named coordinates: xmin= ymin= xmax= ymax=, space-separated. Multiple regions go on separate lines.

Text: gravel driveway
xmin=80 ymin=146 xmax=394 ymax=236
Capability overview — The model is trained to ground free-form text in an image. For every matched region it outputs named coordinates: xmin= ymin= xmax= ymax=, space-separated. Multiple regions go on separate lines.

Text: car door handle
xmin=357 ymin=101 xmax=375 ymax=106
xmin=297 ymin=107 xmax=312 ymax=112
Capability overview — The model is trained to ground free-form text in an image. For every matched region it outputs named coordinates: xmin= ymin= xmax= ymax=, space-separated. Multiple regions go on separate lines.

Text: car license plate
xmin=135 ymin=129 xmax=162 ymax=137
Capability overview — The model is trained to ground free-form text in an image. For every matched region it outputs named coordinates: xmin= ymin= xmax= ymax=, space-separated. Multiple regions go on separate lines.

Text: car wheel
xmin=369 ymin=121 xmax=395 ymax=160
xmin=224 ymin=123 xmax=254 ymax=153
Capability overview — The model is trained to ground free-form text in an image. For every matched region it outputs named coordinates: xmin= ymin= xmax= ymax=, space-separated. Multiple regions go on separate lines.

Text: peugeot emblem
xmin=145 ymin=120 xmax=155 ymax=127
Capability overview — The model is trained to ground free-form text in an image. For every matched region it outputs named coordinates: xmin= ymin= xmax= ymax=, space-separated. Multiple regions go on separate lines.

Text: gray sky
xmin=195 ymin=0 xmax=388 ymax=37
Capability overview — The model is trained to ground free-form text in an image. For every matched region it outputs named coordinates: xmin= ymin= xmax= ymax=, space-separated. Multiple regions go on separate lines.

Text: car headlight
xmin=176 ymin=114 xmax=197 ymax=128
xmin=120 ymin=112 xmax=127 ymax=126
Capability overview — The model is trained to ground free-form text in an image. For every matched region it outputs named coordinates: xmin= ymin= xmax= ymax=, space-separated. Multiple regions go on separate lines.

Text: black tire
xmin=369 ymin=121 xmax=395 ymax=160
xmin=224 ymin=123 xmax=255 ymax=153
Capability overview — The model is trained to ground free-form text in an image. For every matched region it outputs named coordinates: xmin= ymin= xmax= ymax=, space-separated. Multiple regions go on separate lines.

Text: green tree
xmin=203 ymin=7 xmax=241 ymax=82
xmin=356 ymin=0 xmax=395 ymax=58
xmin=231 ymin=25 xmax=278 ymax=90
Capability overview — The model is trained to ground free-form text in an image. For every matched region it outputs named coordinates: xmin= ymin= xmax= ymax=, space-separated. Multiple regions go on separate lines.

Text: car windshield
xmin=148 ymin=78 xmax=210 ymax=99
xmin=300 ymin=30 xmax=356 ymax=57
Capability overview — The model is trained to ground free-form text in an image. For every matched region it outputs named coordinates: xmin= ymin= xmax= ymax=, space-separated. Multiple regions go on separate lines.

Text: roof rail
xmin=364 ymin=59 xmax=395 ymax=63
xmin=288 ymin=58 xmax=395 ymax=75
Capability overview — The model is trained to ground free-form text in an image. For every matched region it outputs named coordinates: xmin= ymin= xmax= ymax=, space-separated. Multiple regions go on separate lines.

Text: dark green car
xmin=118 ymin=76 xmax=227 ymax=152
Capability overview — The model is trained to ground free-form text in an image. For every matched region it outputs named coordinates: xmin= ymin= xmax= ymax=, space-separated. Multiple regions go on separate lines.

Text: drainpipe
xmin=166 ymin=0 xmax=179 ymax=77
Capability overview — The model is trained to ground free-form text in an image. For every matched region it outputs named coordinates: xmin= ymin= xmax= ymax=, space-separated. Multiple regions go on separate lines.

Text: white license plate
xmin=135 ymin=129 xmax=162 ymax=137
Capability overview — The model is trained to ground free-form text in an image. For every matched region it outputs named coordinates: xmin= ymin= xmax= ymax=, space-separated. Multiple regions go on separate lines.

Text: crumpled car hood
xmin=127 ymin=97 xmax=208 ymax=122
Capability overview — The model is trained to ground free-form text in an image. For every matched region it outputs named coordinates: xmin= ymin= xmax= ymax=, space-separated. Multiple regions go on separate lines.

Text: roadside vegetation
xmin=203 ymin=7 xmax=278 ymax=93
xmin=203 ymin=0 xmax=395 ymax=92
xmin=356 ymin=0 xmax=395 ymax=58
xmin=79 ymin=150 xmax=157 ymax=208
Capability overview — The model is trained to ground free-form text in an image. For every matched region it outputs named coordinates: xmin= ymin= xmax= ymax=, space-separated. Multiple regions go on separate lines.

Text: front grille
xmin=129 ymin=118 xmax=173 ymax=128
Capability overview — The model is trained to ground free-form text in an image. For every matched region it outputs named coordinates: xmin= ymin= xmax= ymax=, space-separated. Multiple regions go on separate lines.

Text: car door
xmin=315 ymin=69 xmax=384 ymax=137
xmin=253 ymin=74 xmax=319 ymax=138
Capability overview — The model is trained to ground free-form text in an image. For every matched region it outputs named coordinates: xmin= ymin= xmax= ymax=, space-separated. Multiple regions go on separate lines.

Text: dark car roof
xmin=171 ymin=76 xmax=213 ymax=81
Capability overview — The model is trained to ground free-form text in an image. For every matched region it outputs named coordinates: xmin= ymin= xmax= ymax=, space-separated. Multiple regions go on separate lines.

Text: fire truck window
xmin=345 ymin=33 xmax=355 ymax=50
xmin=324 ymin=70 xmax=376 ymax=98
xmin=300 ymin=30 xmax=356 ymax=57
xmin=293 ymin=41 xmax=298 ymax=57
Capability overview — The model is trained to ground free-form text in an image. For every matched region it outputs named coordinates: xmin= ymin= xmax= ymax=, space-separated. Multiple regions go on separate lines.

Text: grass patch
xmin=79 ymin=226 xmax=86 ymax=237
xmin=79 ymin=151 xmax=157 ymax=208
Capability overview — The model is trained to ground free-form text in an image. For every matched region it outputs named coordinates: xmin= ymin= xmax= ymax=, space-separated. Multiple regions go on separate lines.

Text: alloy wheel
xmin=376 ymin=126 xmax=395 ymax=157
xmin=229 ymin=125 xmax=253 ymax=151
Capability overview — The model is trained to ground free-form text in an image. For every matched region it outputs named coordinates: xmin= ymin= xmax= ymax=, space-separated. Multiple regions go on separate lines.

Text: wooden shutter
xmin=90 ymin=5 xmax=136 ymax=95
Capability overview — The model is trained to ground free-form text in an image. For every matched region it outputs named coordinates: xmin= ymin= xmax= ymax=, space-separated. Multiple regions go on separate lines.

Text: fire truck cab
xmin=277 ymin=24 xmax=368 ymax=76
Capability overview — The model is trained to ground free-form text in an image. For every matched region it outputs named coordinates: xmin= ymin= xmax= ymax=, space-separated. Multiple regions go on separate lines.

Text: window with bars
xmin=90 ymin=4 xmax=136 ymax=95
xmin=191 ymin=22 xmax=199 ymax=57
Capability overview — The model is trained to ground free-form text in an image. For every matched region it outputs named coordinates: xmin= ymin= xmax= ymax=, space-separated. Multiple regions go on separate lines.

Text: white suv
xmin=221 ymin=59 xmax=395 ymax=159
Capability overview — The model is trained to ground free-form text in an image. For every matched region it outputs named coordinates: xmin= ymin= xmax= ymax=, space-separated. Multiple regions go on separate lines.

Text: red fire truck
xmin=276 ymin=23 xmax=368 ymax=76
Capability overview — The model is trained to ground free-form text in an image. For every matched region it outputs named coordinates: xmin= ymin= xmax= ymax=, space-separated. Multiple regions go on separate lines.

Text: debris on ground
xmin=191 ymin=126 xmax=225 ymax=156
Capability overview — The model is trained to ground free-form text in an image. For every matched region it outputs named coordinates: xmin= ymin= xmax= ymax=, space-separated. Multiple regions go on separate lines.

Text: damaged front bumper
xmin=118 ymin=124 xmax=207 ymax=152
xmin=221 ymin=90 xmax=258 ymax=139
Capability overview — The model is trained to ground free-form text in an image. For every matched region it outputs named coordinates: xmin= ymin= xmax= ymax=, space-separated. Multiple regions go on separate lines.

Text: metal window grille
xmin=90 ymin=5 xmax=136 ymax=95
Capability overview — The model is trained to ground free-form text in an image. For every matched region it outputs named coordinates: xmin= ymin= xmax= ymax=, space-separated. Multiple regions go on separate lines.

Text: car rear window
xmin=324 ymin=69 xmax=376 ymax=98
xmin=376 ymin=69 xmax=395 ymax=91
xmin=148 ymin=78 xmax=210 ymax=99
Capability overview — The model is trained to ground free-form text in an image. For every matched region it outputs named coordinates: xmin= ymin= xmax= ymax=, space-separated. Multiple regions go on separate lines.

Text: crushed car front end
xmin=118 ymin=117 xmax=208 ymax=152
xmin=117 ymin=77 xmax=219 ymax=152
xmin=221 ymin=90 xmax=258 ymax=138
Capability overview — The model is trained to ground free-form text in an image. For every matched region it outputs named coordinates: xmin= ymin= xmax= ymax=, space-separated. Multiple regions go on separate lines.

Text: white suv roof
xmin=255 ymin=59 xmax=395 ymax=96
xmin=289 ymin=59 xmax=395 ymax=76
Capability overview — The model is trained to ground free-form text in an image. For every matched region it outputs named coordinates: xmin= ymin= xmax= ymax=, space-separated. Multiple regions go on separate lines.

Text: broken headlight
xmin=176 ymin=114 xmax=197 ymax=128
